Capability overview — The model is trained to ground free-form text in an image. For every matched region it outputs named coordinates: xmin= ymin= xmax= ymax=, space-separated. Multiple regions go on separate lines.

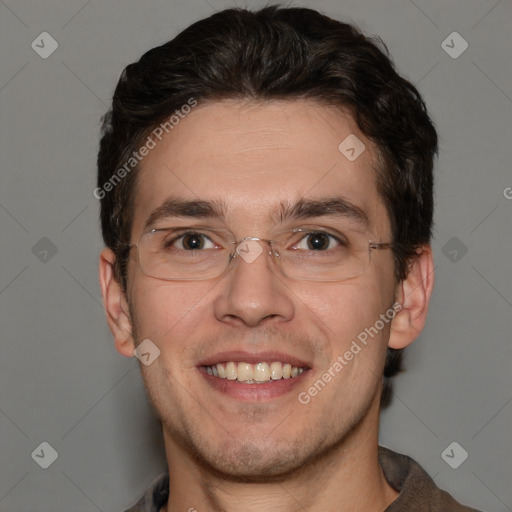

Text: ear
xmin=388 ymin=246 xmax=435 ymax=349
xmin=99 ymin=248 xmax=134 ymax=358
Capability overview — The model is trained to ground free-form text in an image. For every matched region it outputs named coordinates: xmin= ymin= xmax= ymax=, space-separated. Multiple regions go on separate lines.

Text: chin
xmin=194 ymin=439 xmax=315 ymax=482
xmin=165 ymin=419 xmax=347 ymax=483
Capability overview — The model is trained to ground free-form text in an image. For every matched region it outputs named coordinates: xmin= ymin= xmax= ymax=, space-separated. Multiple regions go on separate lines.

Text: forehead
xmin=132 ymin=99 xmax=389 ymax=237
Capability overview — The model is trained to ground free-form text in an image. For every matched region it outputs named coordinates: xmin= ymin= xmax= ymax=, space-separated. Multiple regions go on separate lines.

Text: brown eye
xmin=306 ymin=233 xmax=331 ymax=250
xmin=294 ymin=232 xmax=341 ymax=251
xmin=181 ymin=233 xmax=205 ymax=250
xmin=164 ymin=232 xmax=216 ymax=251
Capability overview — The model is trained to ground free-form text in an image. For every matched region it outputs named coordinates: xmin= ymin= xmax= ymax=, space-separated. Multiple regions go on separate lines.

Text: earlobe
xmin=388 ymin=246 xmax=435 ymax=350
xmin=99 ymin=248 xmax=134 ymax=358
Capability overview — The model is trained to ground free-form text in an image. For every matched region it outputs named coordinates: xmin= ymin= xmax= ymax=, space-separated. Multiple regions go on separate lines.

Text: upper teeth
xmin=204 ymin=361 xmax=306 ymax=382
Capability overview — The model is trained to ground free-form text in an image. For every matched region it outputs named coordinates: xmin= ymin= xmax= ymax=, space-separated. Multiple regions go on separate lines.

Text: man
xmin=97 ymin=6 xmax=481 ymax=511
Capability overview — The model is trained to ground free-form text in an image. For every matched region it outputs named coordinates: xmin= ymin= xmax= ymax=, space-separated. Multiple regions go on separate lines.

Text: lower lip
xmin=199 ymin=367 xmax=309 ymax=401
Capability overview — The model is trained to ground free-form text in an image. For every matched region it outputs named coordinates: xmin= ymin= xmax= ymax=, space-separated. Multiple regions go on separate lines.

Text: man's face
xmin=125 ymin=100 xmax=397 ymax=478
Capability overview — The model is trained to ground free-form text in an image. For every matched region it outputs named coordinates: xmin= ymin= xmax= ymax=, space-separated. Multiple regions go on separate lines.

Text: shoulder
xmin=379 ymin=446 xmax=482 ymax=512
xmin=123 ymin=472 xmax=169 ymax=512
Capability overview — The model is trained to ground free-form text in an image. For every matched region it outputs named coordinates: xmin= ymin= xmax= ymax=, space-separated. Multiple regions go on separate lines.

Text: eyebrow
xmin=143 ymin=196 xmax=369 ymax=231
xmin=144 ymin=198 xmax=229 ymax=231
xmin=275 ymin=197 xmax=369 ymax=228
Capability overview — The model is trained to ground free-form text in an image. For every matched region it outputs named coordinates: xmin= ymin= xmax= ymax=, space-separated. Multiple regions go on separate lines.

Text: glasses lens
xmin=138 ymin=229 xmax=229 ymax=280
xmin=276 ymin=229 xmax=370 ymax=281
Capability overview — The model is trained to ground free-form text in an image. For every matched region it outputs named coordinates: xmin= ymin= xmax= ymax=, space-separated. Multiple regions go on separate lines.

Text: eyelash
xmin=161 ymin=229 xmax=347 ymax=251
xmin=165 ymin=231 xmax=217 ymax=250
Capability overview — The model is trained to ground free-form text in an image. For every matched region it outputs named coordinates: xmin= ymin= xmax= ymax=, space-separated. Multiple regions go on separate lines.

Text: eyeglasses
xmin=128 ymin=225 xmax=393 ymax=282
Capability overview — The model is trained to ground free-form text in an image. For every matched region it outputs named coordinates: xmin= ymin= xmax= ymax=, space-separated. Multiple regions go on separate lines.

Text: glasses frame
xmin=127 ymin=228 xmax=394 ymax=282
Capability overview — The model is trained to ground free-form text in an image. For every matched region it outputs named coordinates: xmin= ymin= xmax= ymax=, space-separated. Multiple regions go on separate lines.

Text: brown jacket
xmin=124 ymin=446 xmax=482 ymax=511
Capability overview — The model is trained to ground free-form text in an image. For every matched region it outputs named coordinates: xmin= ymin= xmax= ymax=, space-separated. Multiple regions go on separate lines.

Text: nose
xmin=212 ymin=239 xmax=295 ymax=327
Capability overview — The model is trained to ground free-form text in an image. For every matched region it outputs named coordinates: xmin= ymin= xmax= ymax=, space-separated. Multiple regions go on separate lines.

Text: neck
xmin=161 ymin=403 xmax=398 ymax=512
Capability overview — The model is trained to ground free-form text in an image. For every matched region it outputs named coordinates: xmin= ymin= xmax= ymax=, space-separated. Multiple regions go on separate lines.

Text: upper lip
xmin=197 ymin=350 xmax=311 ymax=368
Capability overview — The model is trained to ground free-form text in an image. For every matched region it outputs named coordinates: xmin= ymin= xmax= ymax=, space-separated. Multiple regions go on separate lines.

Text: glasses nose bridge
xmin=230 ymin=236 xmax=280 ymax=267
xmin=237 ymin=236 xmax=278 ymax=251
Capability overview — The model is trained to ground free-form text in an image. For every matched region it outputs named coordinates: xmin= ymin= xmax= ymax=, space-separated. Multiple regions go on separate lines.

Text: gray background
xmin=0 ymin=0 xmax=510 ymax=511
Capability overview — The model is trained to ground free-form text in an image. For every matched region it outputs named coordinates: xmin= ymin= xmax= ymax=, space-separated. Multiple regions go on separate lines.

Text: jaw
xmin=151 ymin=365 xmax=381 ymax=482
xmin=160 ymin=384 xmax=383 ymax=488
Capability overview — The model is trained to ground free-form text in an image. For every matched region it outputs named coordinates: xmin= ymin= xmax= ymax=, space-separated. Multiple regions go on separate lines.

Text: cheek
xmin=297 ymin=279 xmax=390 ymax=349
xmin=128 ymin=277 xmax=214 ymax=346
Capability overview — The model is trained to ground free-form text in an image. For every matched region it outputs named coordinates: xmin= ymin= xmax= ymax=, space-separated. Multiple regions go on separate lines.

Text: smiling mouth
xmin=202 ymin=361 xmax=307 ymax=383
